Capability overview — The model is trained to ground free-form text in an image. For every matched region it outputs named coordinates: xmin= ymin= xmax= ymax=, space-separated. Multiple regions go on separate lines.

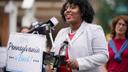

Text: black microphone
xmin=46 ymin=17 xmax=59 ymax=28
xmin=53 ymin=41 xmax=69 ymax=68
xmin=59 ymin=41 xmax=69 ymax=56
xmin=28 ymin=17 xmax=59 ymax=35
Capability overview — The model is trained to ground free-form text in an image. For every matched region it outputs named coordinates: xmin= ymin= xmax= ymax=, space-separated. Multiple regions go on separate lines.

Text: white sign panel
xmin=0 ymin=47 xmax=7 ymax=68
xmin=6 ymin=33 xmax=46 ymax=72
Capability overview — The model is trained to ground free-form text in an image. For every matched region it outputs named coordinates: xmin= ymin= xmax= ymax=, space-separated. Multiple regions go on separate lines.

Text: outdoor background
xmin=0 ymin=0 xmax=128 ymax=71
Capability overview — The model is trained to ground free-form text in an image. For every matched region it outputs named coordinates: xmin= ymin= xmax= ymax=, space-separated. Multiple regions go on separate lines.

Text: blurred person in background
xmin=20 ymin=26 xmax=30 ymax=33
xmin=46 ymin=0 xmax=109 ymax=72
xmin=106 ymin=15 xmax=128 ymax=72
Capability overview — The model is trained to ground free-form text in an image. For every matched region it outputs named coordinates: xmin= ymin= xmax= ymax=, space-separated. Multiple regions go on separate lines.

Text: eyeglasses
xmin=117 ymin=23 xmax=127 ymax=27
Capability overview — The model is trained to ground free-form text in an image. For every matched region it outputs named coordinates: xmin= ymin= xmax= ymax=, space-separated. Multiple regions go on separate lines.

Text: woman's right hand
xmin=45 ymin=64 xmax=56 ymax=72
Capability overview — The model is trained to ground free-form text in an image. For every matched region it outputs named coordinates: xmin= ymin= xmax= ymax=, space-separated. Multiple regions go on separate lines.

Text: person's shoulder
xmin=58 ymin=27 xmax=70 ymax=33
xmin=60 ymin=27 xmax=70 ymax=31
xmin=87 ymin=23 xmax=102 ymax=30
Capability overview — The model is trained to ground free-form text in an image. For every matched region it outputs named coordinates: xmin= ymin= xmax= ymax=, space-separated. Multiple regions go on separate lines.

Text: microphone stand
xmin=49 ymin=27 xmax=54 ymax=48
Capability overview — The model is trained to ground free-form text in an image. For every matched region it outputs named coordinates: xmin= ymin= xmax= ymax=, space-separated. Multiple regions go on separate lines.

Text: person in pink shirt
xmin=107 ymin=15 xmax=128 ymax=72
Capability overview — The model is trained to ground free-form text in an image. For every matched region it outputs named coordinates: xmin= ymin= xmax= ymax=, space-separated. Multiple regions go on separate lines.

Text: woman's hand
xmin=66 ymin=59 xmax=79 ymax=70
xmin=45 ymin=64 xmax=55 ymax=72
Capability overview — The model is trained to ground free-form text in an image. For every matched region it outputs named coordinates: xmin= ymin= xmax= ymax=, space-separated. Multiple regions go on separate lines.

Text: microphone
xmin=47 ymin=17 xmax=59 ymax=28
xmin=53 ymin=41 xmax=69 ymax=68
xmin=43 ymin=41 xmax=69 ymax=69
xmin=28 ymin=17 xmax=59 ymax=35
xmin=59 ymin=41 xmax=69 ymax=56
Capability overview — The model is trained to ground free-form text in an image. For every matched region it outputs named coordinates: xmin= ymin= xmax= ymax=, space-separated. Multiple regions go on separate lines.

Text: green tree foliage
xmin=96 ymin=0 xmax=128 ymax=34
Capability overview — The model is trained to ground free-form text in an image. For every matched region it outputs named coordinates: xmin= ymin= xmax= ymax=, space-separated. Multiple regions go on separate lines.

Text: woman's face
xmin=115 ymin=19 xmax=127 ymax=36
xmin=64 ymin=3 xmax=82 ymax=24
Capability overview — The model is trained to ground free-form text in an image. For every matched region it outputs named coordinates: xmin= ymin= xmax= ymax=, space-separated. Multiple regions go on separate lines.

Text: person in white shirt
xmin=49 ymin=0 xmax=109 ymax=72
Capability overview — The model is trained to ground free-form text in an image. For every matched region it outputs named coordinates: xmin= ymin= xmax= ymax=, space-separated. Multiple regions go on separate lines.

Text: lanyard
xmin=109 ymin=39 xmax=128 ymax=63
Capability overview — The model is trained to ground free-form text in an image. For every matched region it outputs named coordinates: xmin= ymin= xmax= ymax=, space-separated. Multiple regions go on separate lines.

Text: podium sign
xmin=0 ymin=47 xmax=7 ymax=68
xmin=6 ymin=33 xmax=46 ymax=72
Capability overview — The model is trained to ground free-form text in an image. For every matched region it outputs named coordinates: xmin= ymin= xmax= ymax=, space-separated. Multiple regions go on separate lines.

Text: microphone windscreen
xmin=31 ymin=21 xmax=40 ymax=29
xmin=50 ymin=17 xmax=59 ymax=27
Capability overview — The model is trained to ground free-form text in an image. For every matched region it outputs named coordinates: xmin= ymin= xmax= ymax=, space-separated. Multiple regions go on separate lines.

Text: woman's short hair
xmin=111 ymin=15 xmax=128 ymax=38
xmin=60 ymin=0 xmax=94 ymax=23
